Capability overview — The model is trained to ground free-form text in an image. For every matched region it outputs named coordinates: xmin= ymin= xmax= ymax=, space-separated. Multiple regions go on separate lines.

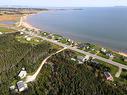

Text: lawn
xmin=113 ymin=58 xmax=127 ymax=65
xmin=97 ymin=52 xmax=109 ymax=59
xmin=0 ymin=27 xmax=15 ymax=32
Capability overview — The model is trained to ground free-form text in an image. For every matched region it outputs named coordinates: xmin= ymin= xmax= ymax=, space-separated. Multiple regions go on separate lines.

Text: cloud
xmin=1 ymin=0 xmax=127 ymax=7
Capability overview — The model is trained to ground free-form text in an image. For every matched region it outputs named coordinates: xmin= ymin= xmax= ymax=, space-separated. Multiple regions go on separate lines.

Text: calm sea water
xmin=27 ymin=7 xmax=127 ymax=51
xmin=0 ymin=21 xmax=15 ymax=25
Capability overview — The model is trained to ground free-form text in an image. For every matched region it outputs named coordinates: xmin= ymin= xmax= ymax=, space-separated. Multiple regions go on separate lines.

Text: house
xmin=101 ymin=48 xmax=107 ymax=53
xmin=43 ymin=32 xmax=47 ymax=36
xmin=47 ymin=35 xmax=54 ymax=39
xmin=26 ymin=37 xmax=31 ymax=41
xmin=77 ymin=56 xmax=85 ymax=64
xmin=91 ymin=60 xmax=100 ymax=69
xmin=18 ymin=68 xmax=27 ymax=79
xmin=86 ymin=46 xmax=90 ymax=50
xmin=77 ymin=55 xmax=90 ymax=64
xmin=68 ymin=39 xmax=71 ymax=42
xmin=77 ymin=43 xmax=86 ymax=49
xmin=20 ymin=32 xmax=24 ymax=35
xmin=104 ymin=71 xmax=113 ymax=81
xmin=84 ymin=55 xmax=90 ymax=61
xmin=91 ymin=48 xmax=95 ymax=51
xmin=17 ymin=81 xmax=28 ymax=92
xmin=106 ymin=53 xmax=114 ymax=58
xmin=24 ymin=35 xmax=28 ymax=38
xmin=124 ymin=57 xmax=127 ymax=62
xmin=0 ymin=32 xmax=3 ymax=35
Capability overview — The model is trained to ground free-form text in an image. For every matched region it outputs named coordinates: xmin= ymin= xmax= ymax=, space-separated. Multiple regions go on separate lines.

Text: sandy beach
xmin=19 ymin=14 xmax=40 ymax=31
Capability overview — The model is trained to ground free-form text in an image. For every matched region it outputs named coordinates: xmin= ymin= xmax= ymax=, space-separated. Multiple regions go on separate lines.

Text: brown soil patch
xmin=0 ymin=15 xmax=21 ymax=21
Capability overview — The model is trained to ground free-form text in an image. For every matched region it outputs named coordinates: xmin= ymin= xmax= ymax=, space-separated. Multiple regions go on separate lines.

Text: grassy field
xmin=0 ymin=27 xmax=15 ymax=32
xmin=113 ymin=58 xmax=127 ymax=65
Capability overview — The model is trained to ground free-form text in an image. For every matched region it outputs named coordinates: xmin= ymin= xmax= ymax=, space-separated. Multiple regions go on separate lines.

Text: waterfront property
xmin=77 ymin=55 xmax=90 ymax=64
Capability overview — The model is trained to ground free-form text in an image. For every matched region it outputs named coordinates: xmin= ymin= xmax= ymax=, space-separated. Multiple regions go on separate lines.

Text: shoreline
xmin=19 ymin=14 xmax=40 ymax=31
xmin=20 ymin=13 xmax=127 ymax=57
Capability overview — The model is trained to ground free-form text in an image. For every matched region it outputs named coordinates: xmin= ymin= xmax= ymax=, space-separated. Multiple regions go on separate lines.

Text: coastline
xmin=20 ymin=14 xmax=127 ymax=57
xmin=19 ymin=14 xmax=40 ymax=31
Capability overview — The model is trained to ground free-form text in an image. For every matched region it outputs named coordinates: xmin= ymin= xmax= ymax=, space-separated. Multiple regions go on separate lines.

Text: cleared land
xmin=0 ymin=15 xmax=21 ymax=22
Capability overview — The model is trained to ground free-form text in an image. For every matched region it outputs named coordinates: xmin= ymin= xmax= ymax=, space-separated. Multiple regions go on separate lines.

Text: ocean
xmin=27 ymin=7 xmax=127 ymax=51
xmin=0 ymin=21 xmax=15 ymax=25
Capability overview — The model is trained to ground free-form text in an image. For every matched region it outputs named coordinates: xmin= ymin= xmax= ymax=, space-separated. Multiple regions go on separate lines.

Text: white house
xmin=0 ymin=32 xmax=3 ymax=35
xmin=84 ymin=55 xmax=90 ymax=61
xmin=18 ymin=68 xmax=27 ymax=79
xmin=26 ymin=37 xmax=31 ymax=41
xmin=101 ymin=48 xmax=107 ymax=53
xmin=77 ymin=56 xmax=85 ymax=63
xmin=20 ymin=32 xmax=24 ymax=35
xmin=77 ymin=55 xmax=90 ymax=64
xmin=106 ymin=53 xmax=114 ymax=58
xmin=17 ymin=81 xmax=28 ymax=92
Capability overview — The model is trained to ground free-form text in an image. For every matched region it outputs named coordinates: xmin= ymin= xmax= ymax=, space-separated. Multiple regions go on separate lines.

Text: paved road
xmin=25 ymin=47 xmax=67 ymax=83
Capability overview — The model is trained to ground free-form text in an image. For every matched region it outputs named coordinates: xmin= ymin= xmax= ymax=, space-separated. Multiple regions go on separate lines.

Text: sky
xmin=0 ymin=0 xmax=127 ymax=7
